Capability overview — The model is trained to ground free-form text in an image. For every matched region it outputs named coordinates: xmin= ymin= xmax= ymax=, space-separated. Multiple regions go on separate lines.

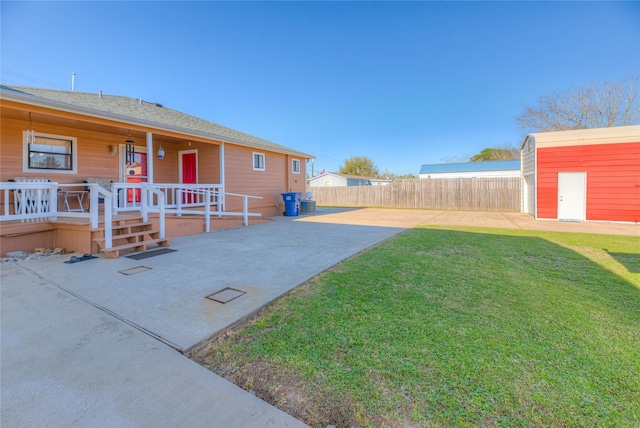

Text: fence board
xmin=311 ymin=177 xmax=521 ymax=212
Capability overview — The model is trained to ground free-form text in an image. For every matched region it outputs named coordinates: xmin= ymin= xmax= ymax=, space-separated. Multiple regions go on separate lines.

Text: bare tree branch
xmin=516 ymin=76 xmax=640 ymax=132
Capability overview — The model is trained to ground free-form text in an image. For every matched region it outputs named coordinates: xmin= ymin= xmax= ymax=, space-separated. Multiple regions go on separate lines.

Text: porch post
xmin=204 ymin=188 xmax=211 ymax=233
xmin=146 ymin=132 xmax=154 ymax=184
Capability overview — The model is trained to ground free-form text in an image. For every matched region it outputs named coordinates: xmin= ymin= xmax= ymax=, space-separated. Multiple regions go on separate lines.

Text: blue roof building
xmin=419 ymin=160 xmax=521 ymax=178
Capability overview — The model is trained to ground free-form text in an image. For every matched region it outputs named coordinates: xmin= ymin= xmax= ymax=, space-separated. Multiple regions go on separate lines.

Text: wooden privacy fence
xmin=310 ymin=177 xmax=521 ymax=212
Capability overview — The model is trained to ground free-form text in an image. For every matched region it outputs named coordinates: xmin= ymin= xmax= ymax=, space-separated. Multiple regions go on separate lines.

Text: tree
xmin=440 ymin=155 xmax=472 ymax=164
xmin=516 ymin=76 xmax=640 ymax=132
xmin=339 ymin=156 xmax=379 ymax=177
xmin=379 ymin=169 xmax=416 ymax=179
xmin=470 ymin=145 xmax=520 ymax=162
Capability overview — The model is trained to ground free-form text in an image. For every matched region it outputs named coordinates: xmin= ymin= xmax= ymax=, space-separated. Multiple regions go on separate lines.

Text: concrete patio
xmin=2 ymin=207 xmax=637 ymax=427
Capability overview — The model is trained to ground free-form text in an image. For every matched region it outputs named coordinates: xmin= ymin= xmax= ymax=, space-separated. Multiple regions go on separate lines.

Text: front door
xmin=179 ymin=150 xmax=197 ymax=203
xmin=122 ymin=146 xmax=148 ymax=203
xmin=558 ymin=172 xmax=586 ymax=221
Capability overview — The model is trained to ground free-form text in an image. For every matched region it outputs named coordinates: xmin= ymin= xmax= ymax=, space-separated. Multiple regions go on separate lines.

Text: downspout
xmin=146 ymin=132 xmax=154 ymax=183
xmin=286 ymin=155 xmax=291 ymax=192
xmin=220 ymin=142 xmax=225 ymax=211
xmin=305 ymin=157 xmax=310 ymax=197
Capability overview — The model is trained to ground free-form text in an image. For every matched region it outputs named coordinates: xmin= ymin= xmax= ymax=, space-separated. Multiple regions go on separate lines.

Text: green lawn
xmin=194 ymin=227 xmax=640 ymax=427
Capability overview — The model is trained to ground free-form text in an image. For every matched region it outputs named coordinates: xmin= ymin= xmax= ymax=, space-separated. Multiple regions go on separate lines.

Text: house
xmin=308 ymin=172 xmax=390 ymax=187
xmin=0 ymin=85 xmax=312 ymax=256
xmin=419 ymin=160 xmax=521 ymax=179
xmin=370 ymin=178 xmax=393 ymax=186
xmin=521 ymin=125 xmax=640 ymax=222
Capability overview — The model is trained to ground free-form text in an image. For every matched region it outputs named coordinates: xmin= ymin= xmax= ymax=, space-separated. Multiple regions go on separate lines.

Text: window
xmin=253 ymin=152 xmax=265 ymax=171
xmin=24 ymin=131 xmax=77 ymax=174
xmin=292 ymin=159 xmax=300 ymax=174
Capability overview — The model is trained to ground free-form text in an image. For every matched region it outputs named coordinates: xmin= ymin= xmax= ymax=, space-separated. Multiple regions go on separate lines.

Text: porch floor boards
xmin=53 ymin=212 xmax=143 ymax=227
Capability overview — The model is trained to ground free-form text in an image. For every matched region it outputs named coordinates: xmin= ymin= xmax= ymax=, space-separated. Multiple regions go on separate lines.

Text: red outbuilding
xmin=521 ymin=125 xmax=640 ymax=223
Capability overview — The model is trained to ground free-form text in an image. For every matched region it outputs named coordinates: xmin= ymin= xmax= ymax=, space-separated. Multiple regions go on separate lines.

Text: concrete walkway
xmin=1 ymin=265 xmax=308 ymax=427
xmin=2 ymin=208 xmax=637 ymax=427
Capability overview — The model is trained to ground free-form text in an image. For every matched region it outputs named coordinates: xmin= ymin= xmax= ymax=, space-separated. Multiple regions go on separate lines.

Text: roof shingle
xmin=1 ymin=85 xmax=311 ymax=158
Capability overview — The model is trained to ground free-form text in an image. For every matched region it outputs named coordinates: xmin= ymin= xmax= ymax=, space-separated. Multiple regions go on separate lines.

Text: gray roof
xmin=420 ymin=160 xmax=521 ymax=174
xmin=1 ymin=85 xmax=311 ymax=158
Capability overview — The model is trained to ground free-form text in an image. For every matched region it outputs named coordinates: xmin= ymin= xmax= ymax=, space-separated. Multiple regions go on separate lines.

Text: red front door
xmin=181 ymin=152 xmax=197 ymax=203
xmin=126 ymin=151 xmax=147 ymax=203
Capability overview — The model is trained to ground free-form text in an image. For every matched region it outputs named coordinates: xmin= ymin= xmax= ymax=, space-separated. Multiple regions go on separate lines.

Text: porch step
xmin=96 ymin=238 xmax=170 ymax=259
xmin=92 ymin=221 xmax=157 ymax=233
xmin=101 ymin=229 xmax=162 ymax=241
xmin=93 ymin=219 xmax=170 ymax=259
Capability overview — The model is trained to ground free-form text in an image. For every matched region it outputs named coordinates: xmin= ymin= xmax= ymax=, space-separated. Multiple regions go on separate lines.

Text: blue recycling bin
xmin=281 ymin=192 xmax=302 ymax=216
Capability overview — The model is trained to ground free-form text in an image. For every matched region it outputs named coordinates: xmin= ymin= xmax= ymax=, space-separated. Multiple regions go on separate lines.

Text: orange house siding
xmin=2 ymin=98 xmax=308 ymax=219
xmin=223 ymin=145 xmax=306 ymax=217
xmin=153 ymin=142 xmax=221 ymax=184
xmin=537 ymin=142 xmax=640 ymax=222
xmin=1 ymin=115 xmax=121 ymax=183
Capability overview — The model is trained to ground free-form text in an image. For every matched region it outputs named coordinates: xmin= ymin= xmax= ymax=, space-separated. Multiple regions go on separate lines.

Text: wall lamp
xmin=109 ymin=145 xmax=118 ymax=156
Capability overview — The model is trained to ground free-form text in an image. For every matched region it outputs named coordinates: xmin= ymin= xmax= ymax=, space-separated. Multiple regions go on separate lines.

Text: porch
xmin=0 ymin=180 xmax=265 ymax=258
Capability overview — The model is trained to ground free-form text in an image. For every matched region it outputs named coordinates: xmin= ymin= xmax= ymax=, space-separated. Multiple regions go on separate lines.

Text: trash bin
xmin=300 ymin=200 xmax=316 ymax=213
xmin=281 ymin=192 xmax=302 ymax=216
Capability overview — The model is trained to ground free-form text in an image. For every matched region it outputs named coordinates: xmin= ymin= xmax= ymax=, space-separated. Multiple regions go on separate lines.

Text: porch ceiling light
xmin=157 ymin=145 xmax=165 ymax=160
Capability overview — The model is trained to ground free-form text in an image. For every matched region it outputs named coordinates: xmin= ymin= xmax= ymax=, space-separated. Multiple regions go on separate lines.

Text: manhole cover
xmin=120 ymin=266 xmax=152 ymax=275
xmin=206 ymin=287 xmax=246 ymax=304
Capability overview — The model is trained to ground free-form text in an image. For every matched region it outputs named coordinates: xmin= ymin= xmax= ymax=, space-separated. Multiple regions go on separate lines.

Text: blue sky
xmin=2 ymin=1 xmax=638 ymax=176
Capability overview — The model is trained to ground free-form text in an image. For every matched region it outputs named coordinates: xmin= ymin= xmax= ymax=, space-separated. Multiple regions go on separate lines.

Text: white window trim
xmin=253 ymin=152 xmax=265 ymax=171
xmin=292 ymin=158 xmax=301 ymax=174
xmin=23 ymin=130 xmax=78 ymax=174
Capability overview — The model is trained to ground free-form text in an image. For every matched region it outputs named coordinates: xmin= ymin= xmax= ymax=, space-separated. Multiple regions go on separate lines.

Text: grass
xmin=193 ymin=227 xmax=640 ymax=427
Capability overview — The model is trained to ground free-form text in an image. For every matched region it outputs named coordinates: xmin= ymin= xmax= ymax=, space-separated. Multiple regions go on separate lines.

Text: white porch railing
xmin=113 ymin=183 xmax=224 ymax=216
xmin=1 ymin=180 xmax=59 ymax=223
xmin=223 ymin=192 xmax=264 ymax=227
xmin=0 ymin=181 xmax=116 ymax=249
xmin=88 ymin=183 xmax=114 ymax=249
xmin=141 ymin=185 xmax=165 ymax=240
xmin=137 ymin=183 xmax=262 ymax=231
xmin=1 ymin=180 xmax=262 ymax=248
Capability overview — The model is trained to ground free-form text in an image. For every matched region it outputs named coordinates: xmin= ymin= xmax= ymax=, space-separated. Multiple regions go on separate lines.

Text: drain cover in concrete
xmin=120 ymin=266 xmax=152 ymax=275
xmin=206 ymin=287 xmax=246 ymax=303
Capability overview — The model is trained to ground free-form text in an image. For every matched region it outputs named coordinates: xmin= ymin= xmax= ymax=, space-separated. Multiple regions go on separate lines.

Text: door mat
xmin=64 ymin=254 xmax=98 ymax=264
xmin=125 ymin=248 xmax=177 ymax=260
xmin=206 ymin=287 xmax=246 ymax=304
xmin=119 ymin=266 xmax=152 ymax=275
